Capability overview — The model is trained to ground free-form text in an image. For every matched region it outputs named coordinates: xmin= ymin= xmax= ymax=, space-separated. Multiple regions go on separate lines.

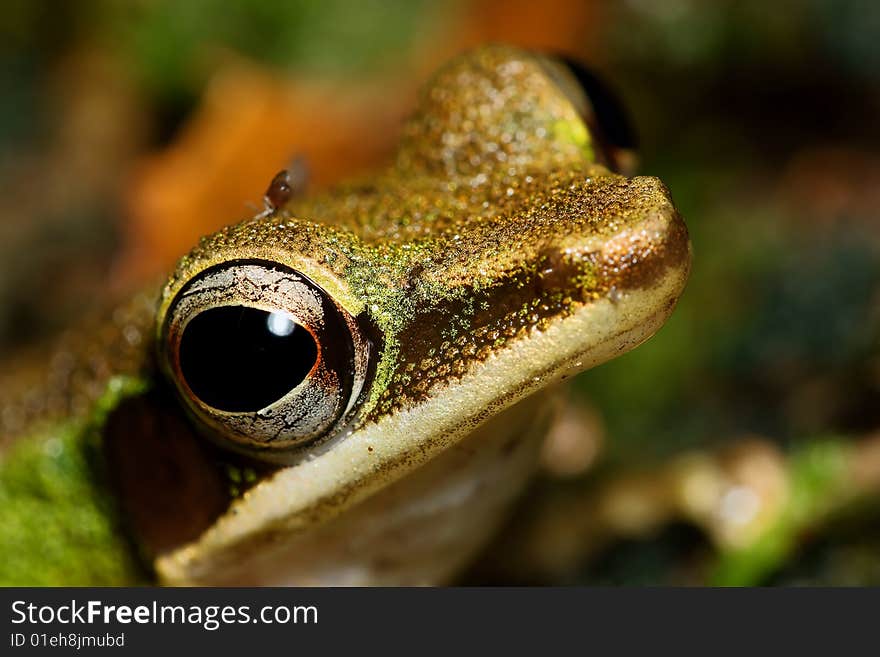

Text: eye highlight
xmin=160 ymin=261 xmax=371 ymax=463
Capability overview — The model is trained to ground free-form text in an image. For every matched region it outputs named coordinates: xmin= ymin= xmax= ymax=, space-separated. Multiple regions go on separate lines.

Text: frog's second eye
xmin=160 ymin=261 xmax=371 ymax=463
xmin=539 ymin=54 xmax=639 ymax=176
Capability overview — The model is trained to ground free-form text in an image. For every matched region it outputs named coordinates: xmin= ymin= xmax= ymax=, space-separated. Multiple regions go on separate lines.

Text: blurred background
xmin=1 ymin=0 xmax=879 ymax=584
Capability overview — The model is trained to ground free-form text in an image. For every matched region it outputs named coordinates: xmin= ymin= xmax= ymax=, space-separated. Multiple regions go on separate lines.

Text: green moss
xmin=0 ymin=376 xmax=150 ymax=585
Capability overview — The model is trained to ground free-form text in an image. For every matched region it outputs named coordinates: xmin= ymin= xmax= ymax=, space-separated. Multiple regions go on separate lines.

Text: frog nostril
xmin=179 ymin=305 xmax=319 ymax=413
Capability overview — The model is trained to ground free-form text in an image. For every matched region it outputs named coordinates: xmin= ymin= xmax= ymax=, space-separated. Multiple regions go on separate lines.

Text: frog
xmin=0 ymin=45 xmax=690 ymax=586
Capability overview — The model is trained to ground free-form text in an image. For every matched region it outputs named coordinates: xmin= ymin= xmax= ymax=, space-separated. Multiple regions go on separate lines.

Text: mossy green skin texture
xmin=0 ymin=377 xmax=149 ymax=585
xmin=0 ymin=286 xmax=156 ymax=585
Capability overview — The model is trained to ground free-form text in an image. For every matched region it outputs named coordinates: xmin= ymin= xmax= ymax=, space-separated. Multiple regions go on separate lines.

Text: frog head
xmin=151 ymin=45 xmax=690 ymax=583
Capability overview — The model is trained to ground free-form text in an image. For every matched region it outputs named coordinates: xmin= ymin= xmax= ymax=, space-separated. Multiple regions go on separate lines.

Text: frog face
xmin=151 ymin=46 xmax=690 ymax=582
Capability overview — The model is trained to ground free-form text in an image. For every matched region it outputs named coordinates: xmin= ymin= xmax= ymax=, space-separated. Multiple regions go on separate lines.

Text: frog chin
xmin=155 ymin=235 xmax=689 ymax=585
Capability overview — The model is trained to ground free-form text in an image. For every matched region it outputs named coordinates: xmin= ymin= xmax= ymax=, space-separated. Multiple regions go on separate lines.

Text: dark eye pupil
xmin=179 ymin=306 xmax=318 ymax=412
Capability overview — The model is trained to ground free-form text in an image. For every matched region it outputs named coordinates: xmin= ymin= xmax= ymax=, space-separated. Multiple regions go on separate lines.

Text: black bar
xmin=1 ymin=587 xmax=877 ymax=653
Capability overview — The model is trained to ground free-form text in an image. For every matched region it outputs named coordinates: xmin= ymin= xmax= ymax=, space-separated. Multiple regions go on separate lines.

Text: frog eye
xmin=540 ymin=55 xmax=639 ymax=176
xmin=159 ymin=261 xmax=371 ymax=463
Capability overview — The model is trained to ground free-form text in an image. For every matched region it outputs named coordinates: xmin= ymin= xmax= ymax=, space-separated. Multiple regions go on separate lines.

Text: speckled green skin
xmin=0 ymin=46 xmax=689 ymax=585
